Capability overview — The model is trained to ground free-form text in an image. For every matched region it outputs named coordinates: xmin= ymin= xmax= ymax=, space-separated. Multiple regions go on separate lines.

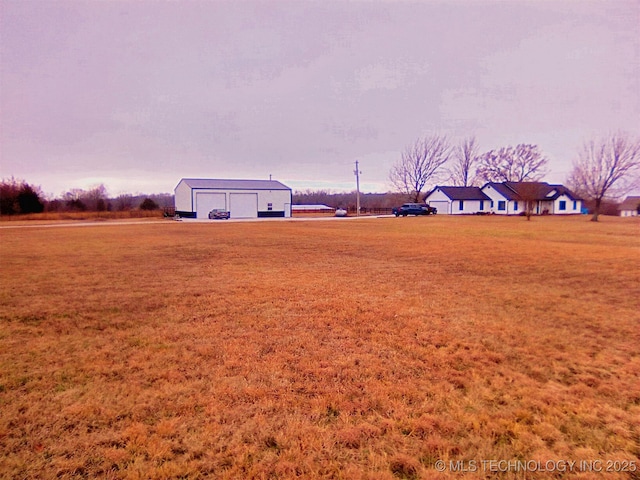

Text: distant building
xmin=619 ymin=196 xmax=640 ymax=217
xmin=292 ymin=204 xmax=335 ymax=213
xmin=174 ymin=178 xmax=292 ymax=219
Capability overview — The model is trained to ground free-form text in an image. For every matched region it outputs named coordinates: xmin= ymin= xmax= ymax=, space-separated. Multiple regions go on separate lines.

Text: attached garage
xmin=175 ymin=178 xmax=292 ymax=219
xmin=428 ymin=200 xmax=451 ymax=215
xmin=424 ymin=186 xmax=491 ymax=215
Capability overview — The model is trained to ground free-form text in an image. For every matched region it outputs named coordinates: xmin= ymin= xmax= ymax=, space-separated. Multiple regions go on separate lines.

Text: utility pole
xmin=354 ymin=160 xmax=361 ymax=216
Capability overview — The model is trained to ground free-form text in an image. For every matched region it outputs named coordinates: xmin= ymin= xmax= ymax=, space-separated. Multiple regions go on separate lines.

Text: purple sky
xmin=1 ymin=0 xmax=638 ymax=197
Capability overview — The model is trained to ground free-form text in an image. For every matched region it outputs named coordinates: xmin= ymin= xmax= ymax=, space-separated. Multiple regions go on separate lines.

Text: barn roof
xmin=178 ymin=178 xmax=291 ymax=191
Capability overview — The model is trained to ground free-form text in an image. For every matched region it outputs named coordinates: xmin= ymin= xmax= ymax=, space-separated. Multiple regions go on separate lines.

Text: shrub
xmin=0 ymin=178 xmax=44 ymax=215
xmin=139 ymin=198 xmax=159 ymax=210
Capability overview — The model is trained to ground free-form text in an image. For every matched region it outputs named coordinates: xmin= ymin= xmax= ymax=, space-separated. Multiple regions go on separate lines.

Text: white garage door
xmin=196 ymin=192 xmax=226 ymax=219
xmin=429 ymin=201 xmax=450 ymax=214
xmin=229 ymin=193 xmax=258 ymax=218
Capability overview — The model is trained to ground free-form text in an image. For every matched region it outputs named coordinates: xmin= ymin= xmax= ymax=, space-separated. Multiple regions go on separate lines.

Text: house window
xmin=514 ymin=201 xmax=519 ymax=211
xmin=479 ymin=201 xmax=484 ymax=211
xmin=559 ymin=201 xmax=566 ymax=211
xmin=459 ymin=200 xmax=464 ymax=211
xmin=491 ymin=201 xmax=494 ymax=208
xmin=498 ymin=201 xmax=506 ymax=211
xmin=267 ymin=203 xmax=273 ymax=211
xmin=573 ymin=201 xmax=577 ymax=210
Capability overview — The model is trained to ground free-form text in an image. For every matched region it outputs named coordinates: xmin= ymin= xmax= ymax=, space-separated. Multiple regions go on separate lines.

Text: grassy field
xmin=0 ymin=210 xmax=164 ymax=223
xmin=1 ymin=215 xmax=639 ymax=479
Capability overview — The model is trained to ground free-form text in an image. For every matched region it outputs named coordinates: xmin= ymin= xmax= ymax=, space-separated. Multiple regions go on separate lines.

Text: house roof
xmin=484 ymin=181 xmax=582 ymax=201
xmin=430 ymin=186 xmax=491 ymax=201
xmin=178 ymin=178 xmax=291 ymax=191
xmin=505 ymin=182 xmax=581 ymax=201
xmin=483 ymin=182 xmax=520 ymax=200
xmin=549 ymin=184 xmax=581 ymax=201
xmin=619 ymin=196 xmax=640 ymax=210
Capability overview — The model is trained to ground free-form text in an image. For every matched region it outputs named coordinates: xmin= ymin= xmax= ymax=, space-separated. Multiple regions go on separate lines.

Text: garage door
xmin=196 ymin=192 xmax=226 ymax=219
xmin=428 ymin=201 xmax=450 ymax=214
xmin=229 ymin=193 xmax=258 ymax=218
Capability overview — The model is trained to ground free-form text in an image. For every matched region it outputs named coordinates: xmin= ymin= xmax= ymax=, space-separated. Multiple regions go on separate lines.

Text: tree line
xmin=3 ymin=132 xmax=638 ymax=221
xmin=0 ymin=179 xmax=173 ymax=216
xmin=389 ymin=132 xmax=640 ymax=221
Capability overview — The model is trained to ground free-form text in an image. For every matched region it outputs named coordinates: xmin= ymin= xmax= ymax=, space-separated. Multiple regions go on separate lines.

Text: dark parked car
xmin=392 ymin=203 xmax=437 ymax=217
xmin=208 ymin=208 xmax=230 ymax=220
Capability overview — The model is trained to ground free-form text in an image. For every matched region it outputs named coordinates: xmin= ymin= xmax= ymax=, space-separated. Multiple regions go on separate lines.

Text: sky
xmin=1 ymin=0 xmax=638 ymax=197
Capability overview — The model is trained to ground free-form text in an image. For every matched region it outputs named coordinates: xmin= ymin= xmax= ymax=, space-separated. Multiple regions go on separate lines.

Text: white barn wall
xmin=258 ymin=189 xmax=291 ymax=215
xmin=192 ymin=188 xmax=291 ymax=218
xmin=175 ymin=180 xmax=193 ymax=213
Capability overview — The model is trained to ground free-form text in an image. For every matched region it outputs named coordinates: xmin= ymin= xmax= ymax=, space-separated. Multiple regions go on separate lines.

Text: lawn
xmin=0 ymin=215 xmax=639 ymax=479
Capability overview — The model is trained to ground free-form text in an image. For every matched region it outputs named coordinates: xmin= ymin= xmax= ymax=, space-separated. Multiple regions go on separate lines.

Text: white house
xmin=481 ymin=182 xmax=582 ymax=215
xmin=619 ymin=196 xmax=640 ymax=217
xmin=424 ymin=186 xmax=492 ymax=214
xmin=174 ymin=178 xmax=292 ymax=219
xmin=481 ymin=182 xmax=521 ymax=214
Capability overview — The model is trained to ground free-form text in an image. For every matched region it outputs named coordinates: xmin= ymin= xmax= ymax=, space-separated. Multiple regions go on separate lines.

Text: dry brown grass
xmin=1 ymin=215 xmax=639 ymax=479
xmin=0 ymin=210 xmax=163 ymax=223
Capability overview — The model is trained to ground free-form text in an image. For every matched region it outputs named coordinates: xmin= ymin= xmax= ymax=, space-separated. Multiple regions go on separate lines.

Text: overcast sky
xmin=1 ymin=0 xmax=638 ymax=197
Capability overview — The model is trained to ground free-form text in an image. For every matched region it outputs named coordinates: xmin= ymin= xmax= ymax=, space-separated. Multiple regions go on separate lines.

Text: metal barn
xmin=174 ymin=179 xmax=292 ymax=219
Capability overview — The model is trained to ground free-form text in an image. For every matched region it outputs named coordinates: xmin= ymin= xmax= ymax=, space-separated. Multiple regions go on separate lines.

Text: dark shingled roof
xmin=431 ymin=186 xmax=491 ymax=201
xmin=503 ymin=182 xmax=581 ymax=201
xmin=483 ymin=182 xmax=520 ymax=200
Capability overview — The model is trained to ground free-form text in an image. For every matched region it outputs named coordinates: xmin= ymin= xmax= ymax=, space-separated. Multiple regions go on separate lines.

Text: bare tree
xmin=477 ymin=144 xmax=548 ymax=183
xmin=62 ymin=184 xmax=109 ymax=212
xmin=116 ymin=194 xmax=134 ymax=211
xmin=390 ymin=135 xmax=451 ymax=202
xmin=449 ymin=137 xmax=480 ymax=186
xmin=513 ymin=181 xmax=542 ymax=221
xmin=567 ymin=132 xmax=640 ymax=222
